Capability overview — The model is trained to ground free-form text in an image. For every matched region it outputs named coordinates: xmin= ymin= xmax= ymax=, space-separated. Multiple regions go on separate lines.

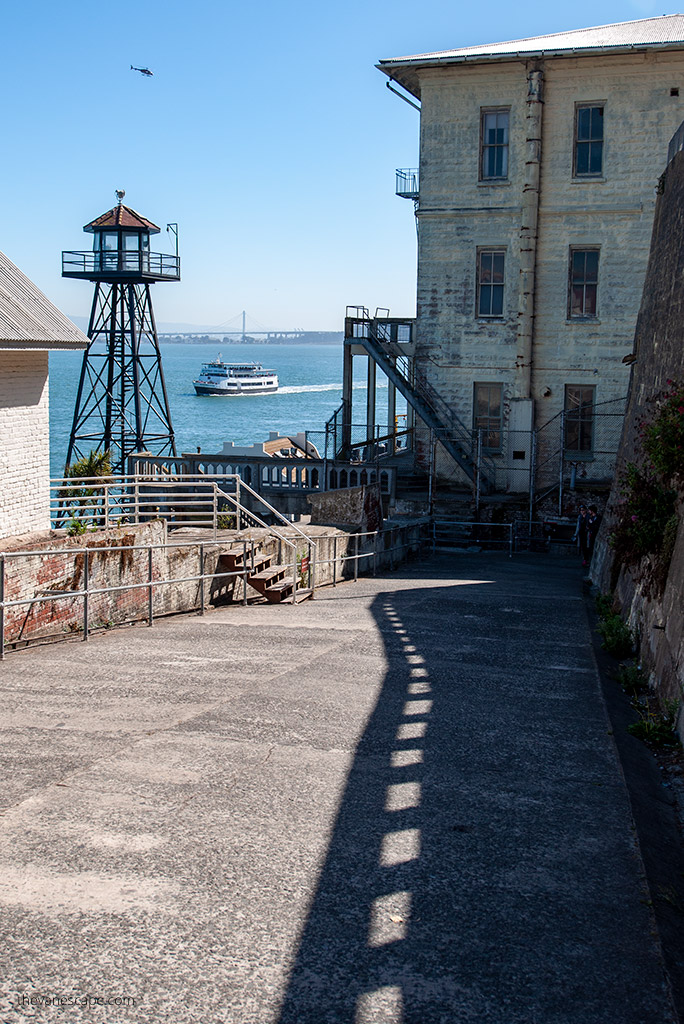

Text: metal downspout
xmin=515 ymin=67 xmax=544 ymax=400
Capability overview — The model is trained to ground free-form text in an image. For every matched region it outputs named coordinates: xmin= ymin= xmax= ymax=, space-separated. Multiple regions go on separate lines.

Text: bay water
xmin=48 ymin=342 xmax=401 ymax=477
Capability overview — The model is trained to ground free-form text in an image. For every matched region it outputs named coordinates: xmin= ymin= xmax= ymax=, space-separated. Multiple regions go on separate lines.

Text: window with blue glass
xmin=477 ymin=250 xmax=505 ymax=317
xmin=574 ymin=105 xmax=604 ymax=177
xmin=480 ymin=109 xmax=509 ymax=180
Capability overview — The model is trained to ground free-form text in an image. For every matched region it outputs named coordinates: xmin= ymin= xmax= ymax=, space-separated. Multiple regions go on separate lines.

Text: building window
xmin=564 ymin=385 xmax=595 ymax=454
xmin=568 ymin=249 xmax=599 ymax=318
xmin=574 ymin=105 xmax=604 ymax=177
xmin=473 ymin=383 xmax=503 ymax=451
xmin=480 ymin=109 xmax=509 ymax=180
xmin=477 ymin=250 xmax=505 ymax=317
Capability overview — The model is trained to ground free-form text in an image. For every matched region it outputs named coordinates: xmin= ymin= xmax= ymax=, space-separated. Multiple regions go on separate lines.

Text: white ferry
xmin=193 ymin=357 xmax=279 ymax=396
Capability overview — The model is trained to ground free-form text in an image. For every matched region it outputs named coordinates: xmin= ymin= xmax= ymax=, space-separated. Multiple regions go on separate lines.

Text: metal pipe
xmin=243 ymin=541 xmax=248 ymax=606
xmin=0 ymin=555 xmax=5 ymax=661
xmin=385 ymin=80 xmax=421 ymax=112
xmin=148 ymin=546 xmax=154 ymax=625
xmin=333 ymin=536 xmax=337 ymax=587
xmin=515 ymin=67 xmax=544 ymax=400
xmin=199 ymin=544 xmax=205 ymax=615
xmin=83 ymin=549 xmax=89 ymax=641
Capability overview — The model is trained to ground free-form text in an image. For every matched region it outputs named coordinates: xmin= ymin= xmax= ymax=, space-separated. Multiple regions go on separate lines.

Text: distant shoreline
xmin=160 ymin=334 xmax=343 ymax=346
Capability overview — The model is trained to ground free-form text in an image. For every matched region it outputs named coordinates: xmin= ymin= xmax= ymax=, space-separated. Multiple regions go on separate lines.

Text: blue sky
xmin=1 ymin=0 xmax=665 ymax=331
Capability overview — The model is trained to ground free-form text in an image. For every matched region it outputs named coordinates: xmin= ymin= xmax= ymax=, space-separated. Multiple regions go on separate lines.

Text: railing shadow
xmin=275 ymin=566 xmax=663 ymax=1024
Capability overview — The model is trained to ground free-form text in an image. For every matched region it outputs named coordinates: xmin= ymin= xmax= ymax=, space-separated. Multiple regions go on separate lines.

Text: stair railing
xmin=215 ymin=479 xmax=317 ymax=594
xmin=360 ymin=314 xmax=497 ymax=488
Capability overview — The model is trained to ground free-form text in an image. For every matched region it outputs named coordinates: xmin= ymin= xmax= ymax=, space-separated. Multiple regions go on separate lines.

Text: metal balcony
xmin=62 ymin=251 xmax=181 ymax=282
xmin=395 ymin=168 xmax=419 ymax=200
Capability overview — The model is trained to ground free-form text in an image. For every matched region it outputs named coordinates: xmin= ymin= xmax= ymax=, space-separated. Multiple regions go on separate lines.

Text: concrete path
xmin=0 ymin=554 xmax=675 ymax=1023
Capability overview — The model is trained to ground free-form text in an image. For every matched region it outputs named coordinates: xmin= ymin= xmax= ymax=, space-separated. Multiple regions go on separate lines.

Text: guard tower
xmin=62 ymin=194 xmax=179 ymax=473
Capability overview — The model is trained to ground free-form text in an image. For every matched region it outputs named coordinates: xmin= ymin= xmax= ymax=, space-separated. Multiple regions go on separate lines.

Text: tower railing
xmin=62 ymin=251 xmax=180 ymax=280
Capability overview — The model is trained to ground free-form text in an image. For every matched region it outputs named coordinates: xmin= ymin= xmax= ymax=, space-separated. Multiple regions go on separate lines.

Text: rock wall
xmin=592 ymin=149 xmax=684 ymax=730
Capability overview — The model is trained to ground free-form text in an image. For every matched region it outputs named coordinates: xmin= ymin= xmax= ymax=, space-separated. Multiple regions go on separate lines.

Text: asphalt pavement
xmin=0 ymin=553 xmax=676 ymax=1023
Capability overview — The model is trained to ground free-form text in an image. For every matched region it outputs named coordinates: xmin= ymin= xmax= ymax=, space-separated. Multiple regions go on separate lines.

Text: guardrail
xmin=0 ymin=520 xmax=430 ymax=657
xmin=431 ymin=520 xmax=514 ymax=557
xmin=61 ymin=250 xmax=181 ymax=280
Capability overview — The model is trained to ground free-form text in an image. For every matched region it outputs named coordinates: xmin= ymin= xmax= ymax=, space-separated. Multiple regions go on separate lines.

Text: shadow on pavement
xmin=275 ymin=566 xmax=673 ymax=1024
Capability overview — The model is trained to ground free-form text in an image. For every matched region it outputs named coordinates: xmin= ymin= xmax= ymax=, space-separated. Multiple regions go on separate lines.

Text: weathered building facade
xmin=377 ymin=15 xmax=684 ymax=490
xmin=0 ymin=251 xmax=88 ymax=539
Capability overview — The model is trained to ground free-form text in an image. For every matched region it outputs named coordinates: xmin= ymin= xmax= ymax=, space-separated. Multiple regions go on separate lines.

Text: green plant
xmin=596 ymin=611 xmax=633 ymax=658
xmin=595 ymin=592 xmax=614 ymax=619
xmin=613 ymin=661 xmax=648 ymax=696
xmin=59 ymin=449 xmax=113 ymax=530
xmin=609 ymin=463 xmax=677 ymax=566
xmin=66 ymin=516 xmax=89 ymax=537
xmin=216 ymin=513 xmax=236 ymax=530
xmin=642 ymin=380 xmax=684 ymax=484
xmin=628 ymin=698 xmax=680 ymax=748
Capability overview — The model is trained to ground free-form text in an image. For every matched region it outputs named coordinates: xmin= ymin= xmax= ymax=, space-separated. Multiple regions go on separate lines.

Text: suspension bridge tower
xmin=62 ymin=193 xmax=179 ymax=473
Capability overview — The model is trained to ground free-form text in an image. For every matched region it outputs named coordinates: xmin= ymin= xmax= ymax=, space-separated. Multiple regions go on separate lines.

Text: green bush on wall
xmin=642 ymin=380 xmax=684 ymax=485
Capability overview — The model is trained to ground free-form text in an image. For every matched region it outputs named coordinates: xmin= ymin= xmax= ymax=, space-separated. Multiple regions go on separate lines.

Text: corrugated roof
xmin=380 ymin=14 xmax=684 ymax=84
xmin=0 ymin=250 xmax=89 ymax=349
xmin=84 ymin=204 xmax=160 ymax=233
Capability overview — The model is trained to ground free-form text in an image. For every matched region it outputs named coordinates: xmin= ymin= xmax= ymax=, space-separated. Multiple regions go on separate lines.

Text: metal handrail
xmin=0 ymin=521 xmax=430 ymax=657
xmin=61 ymin=251 xmax=180 ymax=278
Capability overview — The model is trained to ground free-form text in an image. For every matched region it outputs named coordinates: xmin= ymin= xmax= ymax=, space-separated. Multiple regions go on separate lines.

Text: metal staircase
xmin=343 ymin=309 xmax=495 ymax=491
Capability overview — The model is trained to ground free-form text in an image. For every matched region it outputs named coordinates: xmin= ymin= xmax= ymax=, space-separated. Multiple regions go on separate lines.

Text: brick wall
xmin=1 ymin=520 xmax=425 ymax=646
xmin=0 ymin=351 xmax=50 ymax=539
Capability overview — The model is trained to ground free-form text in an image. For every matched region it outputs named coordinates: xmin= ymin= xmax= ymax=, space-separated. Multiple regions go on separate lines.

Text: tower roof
xmin=83 ymin=204 xmax=160 ymax=234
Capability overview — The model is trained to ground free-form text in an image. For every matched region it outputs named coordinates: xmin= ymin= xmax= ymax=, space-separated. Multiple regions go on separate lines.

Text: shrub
xmin=596 ymin=611 xmax=633 ymax=658
xmin=609 ymin=463 xmax=676 ymax=566
xmin=595 ymin=592 xmax=614 ymax=619
xmin=613 ymin=661 xmax=648 ymax=696
xmin=642 ymin=380 xmax=684 ymax=485
xmin=628 ymin=699 xmax=680 ymax=749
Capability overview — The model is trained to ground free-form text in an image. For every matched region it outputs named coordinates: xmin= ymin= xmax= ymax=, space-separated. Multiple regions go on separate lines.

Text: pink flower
xmin=631 ymin=515 xmax=638 ymax=521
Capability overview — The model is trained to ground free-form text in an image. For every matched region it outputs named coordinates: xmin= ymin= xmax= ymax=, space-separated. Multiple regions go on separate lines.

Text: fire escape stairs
xmin=357 ymin=326 xmax=495 ymax=492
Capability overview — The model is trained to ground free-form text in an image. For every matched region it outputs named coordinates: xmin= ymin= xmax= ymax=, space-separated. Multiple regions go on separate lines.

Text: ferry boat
xmin=193 ymin=357 xmax=279 ymax=396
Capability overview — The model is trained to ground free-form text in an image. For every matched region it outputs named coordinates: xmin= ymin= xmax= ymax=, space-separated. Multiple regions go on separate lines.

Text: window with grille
xmin=569 ymin=249 xmax=599 ymax=318
xmin=574 ymin=105 xmax=604 ymax=177
xmin=473 ymin=383 xmax=503 ymax=452
xmin=564 ymin=385 xmax=595 ymax=454
xmin=480 ymin=109 xmax=509 ymax=180
xmin=477 ymin=250 xmax=505 ymax=318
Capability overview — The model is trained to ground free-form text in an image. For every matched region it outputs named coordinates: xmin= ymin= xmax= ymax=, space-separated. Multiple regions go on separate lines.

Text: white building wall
xmin=415 ymin=52 xmax=684 ymax=441
xmin=0 ymin=351 xmax=50 ymax=539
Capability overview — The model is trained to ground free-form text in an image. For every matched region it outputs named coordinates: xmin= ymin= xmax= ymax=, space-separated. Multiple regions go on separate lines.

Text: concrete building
xmin=370 ymin=15 xmax=684 ymax=494
xmin=0 ymin=250 xmax=88 ymax=539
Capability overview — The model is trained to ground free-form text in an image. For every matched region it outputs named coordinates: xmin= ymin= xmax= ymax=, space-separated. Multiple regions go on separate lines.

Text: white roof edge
xmin=0 ymin=249 xmax=89 ymax=349
xmin=380 ymin=14 xmax=684 ymax=67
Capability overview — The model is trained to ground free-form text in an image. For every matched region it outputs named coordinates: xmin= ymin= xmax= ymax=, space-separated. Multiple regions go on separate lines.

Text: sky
xmin=1 ymin=0 xmax=667 ymax=332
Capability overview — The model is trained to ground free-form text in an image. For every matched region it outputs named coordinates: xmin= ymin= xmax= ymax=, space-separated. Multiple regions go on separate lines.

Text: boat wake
xmin=277 ymin=381 xmax=388 ymax=395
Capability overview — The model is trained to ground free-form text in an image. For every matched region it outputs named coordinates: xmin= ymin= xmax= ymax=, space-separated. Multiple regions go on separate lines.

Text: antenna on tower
xmin=115 ymin=189 xmax=126 ymax=205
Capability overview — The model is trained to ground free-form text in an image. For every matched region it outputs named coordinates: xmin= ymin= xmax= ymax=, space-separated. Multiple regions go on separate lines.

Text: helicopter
xmin=130 ymin=65 xmax=153 ymax=77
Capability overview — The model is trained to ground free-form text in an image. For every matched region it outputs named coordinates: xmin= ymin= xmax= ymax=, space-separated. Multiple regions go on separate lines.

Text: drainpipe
xmin=515 ymin=66 xmax=544 ymax=400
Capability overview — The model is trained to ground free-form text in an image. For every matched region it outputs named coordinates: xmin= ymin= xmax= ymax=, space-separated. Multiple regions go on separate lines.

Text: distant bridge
xmin=157 ymin=329 xmax=311 ymax=341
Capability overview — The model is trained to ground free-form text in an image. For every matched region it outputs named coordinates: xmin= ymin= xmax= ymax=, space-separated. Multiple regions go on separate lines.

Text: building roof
xmin=83 ymin=204 xmax=161 ymax=234
xmin=379 ymin=14 xmax=684 ymax=96
xmin=0 ymin=250 xmax=89 ymax=350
